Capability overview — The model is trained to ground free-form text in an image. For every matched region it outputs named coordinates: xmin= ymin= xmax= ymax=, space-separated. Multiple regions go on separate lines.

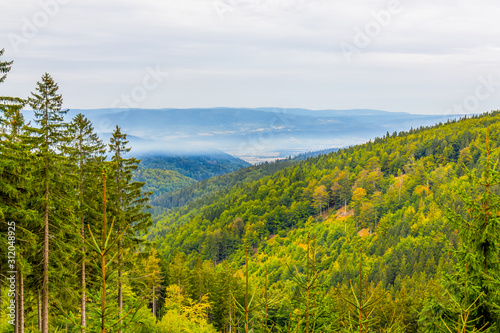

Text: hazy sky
xmin=1 ymin=0 xmax=500 ymax=115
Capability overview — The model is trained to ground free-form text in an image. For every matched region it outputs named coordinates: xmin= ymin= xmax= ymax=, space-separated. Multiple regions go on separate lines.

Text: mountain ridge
xmin=31 ymin=107 xmax=463 ymax=163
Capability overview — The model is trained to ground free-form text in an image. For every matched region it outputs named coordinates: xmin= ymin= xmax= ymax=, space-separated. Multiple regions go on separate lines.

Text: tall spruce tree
xmin=0 ymin=49 xmax=27 ymax=219
xmin=28 ymin=73 xmax=73 ymax=333
xmin=0 ymin=48 xmax=24 ymax=245
xmin=108 ymin=126 xmax=151 ymax=332
xmin=0 ymin=106 xmax=34 ymax=333
xmin=0 ymin=48 xmax=34 ymax=333
xmin=67 ymin=113 xmax=106 ymax=333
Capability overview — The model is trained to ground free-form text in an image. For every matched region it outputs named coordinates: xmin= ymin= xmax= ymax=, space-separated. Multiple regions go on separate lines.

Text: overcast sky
xmin=1 ymin=0 xmax=500 ymax=115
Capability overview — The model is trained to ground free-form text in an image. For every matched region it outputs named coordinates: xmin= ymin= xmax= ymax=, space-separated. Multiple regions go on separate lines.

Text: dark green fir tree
xmin=67 ymin=113 xmax=106 ymax=332
xmin=28 ymin=73 xmax=76 ymax=333
xmin=108 ymin=126 xmax=151 ymax=332
xmin=442 ymin=127 xmax=500 ymax=332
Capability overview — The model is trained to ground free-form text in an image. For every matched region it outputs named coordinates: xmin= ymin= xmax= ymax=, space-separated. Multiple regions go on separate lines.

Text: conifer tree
xmin=0 ymin=108 xmax=36 ymax=333
xmin=67 ymin=113 xmax=106 ymax=332
xmin=286 ymin=235 xmax=336 ymax=332
xmin=0 ymin=48 xmax=12 ymax=84
xmin=108 ymin=126 xmax=150 ymax=331
xmin=0 ymin=48 xmax=34 ymax=333
xmin=444 ymin=127 xmax=500 ymax=332
xmin=28 ymin=73 xmax=73 ymax=333
xmin=86 ymin=166 xmax=151 ymax=333
xmin=0 ymin=49 xmax=27 ymax=220
xmin=0 ymin=47 xmax=24 ymax=240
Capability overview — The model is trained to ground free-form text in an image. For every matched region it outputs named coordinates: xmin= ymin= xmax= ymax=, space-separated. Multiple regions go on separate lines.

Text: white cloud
xmin=1 ymin=0 xmax=500 ymax=114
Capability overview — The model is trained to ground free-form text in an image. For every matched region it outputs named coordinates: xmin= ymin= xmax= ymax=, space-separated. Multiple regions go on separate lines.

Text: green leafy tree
xmin=142 ymin=248 xmax=162 ymax=319
xmin=312 ymin=185 xmax=328 ymax=214
xmin=156 ymin=285 xmax=216 ymax=332
xmin=332 ymin=170 xmax=351 ymax=214
xmin=351 ymin=187 xmax=367 ymax=230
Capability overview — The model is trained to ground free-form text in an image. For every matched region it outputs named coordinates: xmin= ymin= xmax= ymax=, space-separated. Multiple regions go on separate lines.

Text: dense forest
xmin=137 ymin=154 xmax=250 ymax=182
xmin=132 ymin=168 xmax=196 ymax=201
xmin=2 ymin=48 xmax=500 ymax=333
xmin=147 ymin=112 xmax=500 ymax=331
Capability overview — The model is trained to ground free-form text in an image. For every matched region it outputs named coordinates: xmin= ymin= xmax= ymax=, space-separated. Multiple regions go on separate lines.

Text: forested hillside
xmin=150 ymin=158 xmax=296 ymax=211
xmin=138 ymin=153 xmax=250 ymax=181
xmin=131 ymin=151 xmax=251 ymax=214
xmin=132 ymin=168 xmax=196 ymax=200
xmin=148 ymin=111 xmax=500 ymax=332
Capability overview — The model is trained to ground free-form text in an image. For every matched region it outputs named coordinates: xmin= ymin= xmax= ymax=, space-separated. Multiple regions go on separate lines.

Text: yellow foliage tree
xmin=312 ymin=185 xmax=328 ymax=214
xmin=351 ymin=187 xmax=367 ymax=230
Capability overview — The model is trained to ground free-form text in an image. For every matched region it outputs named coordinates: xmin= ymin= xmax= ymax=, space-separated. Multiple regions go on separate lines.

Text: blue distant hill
xmin=49 ymin=107 xmax=462 ymax=163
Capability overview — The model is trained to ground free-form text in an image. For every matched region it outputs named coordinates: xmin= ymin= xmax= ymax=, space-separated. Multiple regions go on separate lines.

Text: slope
xmin=147 ymin=112 xmax=500 ymax=331
xmin=137 ymin=151 xmax=250 ymax=181
xmin=149 ymin=113 xmax=496 ymax=279
xmin=150 ymin=158 xmax=297 ymax=211
xmin=131 ymin=168 xmax=196 ymax=200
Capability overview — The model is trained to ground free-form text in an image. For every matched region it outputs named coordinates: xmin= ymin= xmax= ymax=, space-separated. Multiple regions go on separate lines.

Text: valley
xmin=37 ymin=107 xmax=463 ymax=164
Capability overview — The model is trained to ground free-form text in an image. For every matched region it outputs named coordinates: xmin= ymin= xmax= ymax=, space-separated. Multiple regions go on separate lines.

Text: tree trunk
xmin=80 ymin=138 xmax=86 ymax=333
xmin=38 ymin=290 xmax=42 ymax=331
xmin=81 ymin=219 xmax=86 ymax=333
xmin=359 ymin=249 xmax=363 ymax=333
xmin=43 ymin=177 xmax=49 ymax=333
xmin=101 ymin=248 xmax=106 ymax=333
xmin=119 ymin=257 xmax=123 ymax=332
xmin=101 ymin=172 xmax=108 ymax=333
xmin=117 ymin=152 xmax=123 ymax=333
xmin=152 ymin=285 xmax=156 ymax=318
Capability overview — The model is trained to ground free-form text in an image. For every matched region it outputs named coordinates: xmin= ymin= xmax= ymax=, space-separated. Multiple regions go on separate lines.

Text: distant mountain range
xmin=25 ymin=107 xmax=461 ymax=163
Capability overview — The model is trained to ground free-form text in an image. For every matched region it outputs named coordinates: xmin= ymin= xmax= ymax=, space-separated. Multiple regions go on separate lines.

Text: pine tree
xmin=108 ymin=126 xmax=151 ymax=332
xmin=444 ymin=127 xmax=500 ymax=332
xmin=67 ymin=113 xmax=106 ymax=332
xmin=86 ymin=166 xmax=150 ymax=333
xmin=0 ymin=48 xmax=12 ymax=84
xmin=28 ymin=73 xmax=73 ymax=333
xmin=0 ymin=108 xmax=35 ymax=333
xmin=0 ymin=49 xmax=27 ymax=221
xmin=0 ymin=48 xmax=35 ymax=333
xmin=286 ymin=235 xmax=336 ymax=332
